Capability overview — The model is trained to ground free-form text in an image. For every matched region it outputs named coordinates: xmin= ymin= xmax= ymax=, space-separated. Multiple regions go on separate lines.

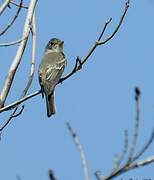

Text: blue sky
xmin=0 ymin=0 xmax=154 ymax=179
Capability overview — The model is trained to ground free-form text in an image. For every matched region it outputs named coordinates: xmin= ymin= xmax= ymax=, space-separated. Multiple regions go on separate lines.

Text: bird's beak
xmin=60 ymin=41 xmax=64 ymax=45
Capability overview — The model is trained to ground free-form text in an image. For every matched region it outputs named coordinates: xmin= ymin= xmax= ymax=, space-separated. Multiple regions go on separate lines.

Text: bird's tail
xmin=45 ymin=92 xmax=56 ymax=117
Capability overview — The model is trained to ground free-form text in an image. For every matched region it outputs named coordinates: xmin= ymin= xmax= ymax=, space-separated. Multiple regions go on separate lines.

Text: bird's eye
xmin=48 ymin=43 xmax=53 ymax=48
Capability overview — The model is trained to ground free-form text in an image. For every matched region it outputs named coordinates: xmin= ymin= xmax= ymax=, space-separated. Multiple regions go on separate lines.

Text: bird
xmin=38 ymin=38 xmax=67 ymax=117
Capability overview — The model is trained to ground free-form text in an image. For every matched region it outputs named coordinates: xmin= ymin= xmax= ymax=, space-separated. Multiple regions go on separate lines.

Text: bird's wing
xmin=38 ymin=67 xmax=45 ymax=98
xmin=46 ymin=58 xmax=66 ymax=82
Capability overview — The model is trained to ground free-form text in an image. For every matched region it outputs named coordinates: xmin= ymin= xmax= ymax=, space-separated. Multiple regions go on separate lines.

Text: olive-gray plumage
xmin=38 ymin=38 xmax=67 ymax=117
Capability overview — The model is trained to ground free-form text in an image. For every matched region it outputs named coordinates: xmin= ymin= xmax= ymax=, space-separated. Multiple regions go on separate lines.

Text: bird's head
xmin=45 ymin=38 xmax=64 ymax=53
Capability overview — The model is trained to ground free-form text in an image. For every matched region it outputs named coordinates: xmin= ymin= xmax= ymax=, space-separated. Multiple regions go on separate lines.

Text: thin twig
xmin=95 ymin=171 xmax=103 ymax=180
xmin=98 ymin=18 xmax=112 ymax=41
xmin=104 ymin=156 xmax=154 ymax=180
xmin=0 ymin=90 xmax=41 ymax=113
xmin=66 ymin=122 xmax=89 ymax=180
xmin=128 ymin=156 xmax=154 ymax=170
xmin=127 ymin=86 xmax=141 ymax=163
xmin=0 ymin=35 xmax=28 ymax=47
xmin=113 ymin=130 xmax=129 ymax=170
xmin=98 ymin=0 xmax=130 ymax=45
xmin=0 ymin=105 xmax=24 ymax=133
xmin=10 ymin=1 xmax=28 ymax=9
xmin=11 ymin=106 xmax=24 ymax=117
xmin=0 ymin=0 xmax=23 ymax=36
xmin=133 ymin=124 xmax=154 ymax=161
xmin=0 ymin=0 xmax=11 ymax=16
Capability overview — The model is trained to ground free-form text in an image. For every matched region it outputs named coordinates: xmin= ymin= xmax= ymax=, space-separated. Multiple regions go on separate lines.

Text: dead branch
xmin=66 ymin=122 xmax=89 ymax=180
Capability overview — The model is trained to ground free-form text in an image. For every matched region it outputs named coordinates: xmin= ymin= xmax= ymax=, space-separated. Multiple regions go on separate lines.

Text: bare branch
xmin=0 ymin=0 xmax=38 ymax=108
xmin=0 ymin=90 xmax=41 ymax=114
xmin=59 ymin=0 xmax=130 ymax=84
xmin=133 ymin=124 xmax=154 ymax=161
xmin=11 ymin=105 xmax=24 ymax=117
xmin=0 ymin=0 xmax=23 ymax=36
xmin=103 ymin=156 xmax=154 ymax=180
xmin=10 ymin=1 xmax=28 ymax=9
xmin=98 ymin=0 xmax=130 ymax=45
xmin=127 ymin=86 xmax=141 ymax=163
xmin=0 ymin=35 xmax=28 ymax=47
xmin=97 ymin=18 xmax=112 ymax=41
xmin=113 ymin=130 xmax=129 ymax=170
xmin=0 ymin=105 xmax=24 ymax=133
xmin=0 ymin=0 xmax=11 ymax=16
xmin=95 ymin=171 xmax=103 ymax=180
xmin=128 ymin=156 xmax=154 ymax=170
xmin=59 ymin=56 xmax=82 ymax=83
xmin=66 ymin=122 xmax=89 ymax=180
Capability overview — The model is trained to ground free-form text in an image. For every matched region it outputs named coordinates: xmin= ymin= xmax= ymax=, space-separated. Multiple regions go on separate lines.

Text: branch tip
xmin=135 ymin=86 xmax=141 ymax=101
xmin=106 ymin=17 xmax=112 ymax=24
xmin=95 ymin=170 xmax=103 ymax=180
xmin=48 ymin=169 xmax=57 ymax=180
xmin=66 ymin=122 xmax=76 ymax=137
xmin=125 ymin=0 xmax=130 ymax=8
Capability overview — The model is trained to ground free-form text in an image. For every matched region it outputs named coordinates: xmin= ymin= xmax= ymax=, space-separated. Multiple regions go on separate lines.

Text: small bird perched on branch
xmin=38 ymin=38 xmax=67 ymax=117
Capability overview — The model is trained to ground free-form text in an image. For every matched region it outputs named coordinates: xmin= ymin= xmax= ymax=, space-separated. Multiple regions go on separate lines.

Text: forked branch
xmin=59 ymin=0 xmax=130 ymax=83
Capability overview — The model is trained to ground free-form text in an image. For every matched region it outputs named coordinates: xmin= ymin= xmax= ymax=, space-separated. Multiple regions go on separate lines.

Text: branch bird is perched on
xmin=38 ymin=38 xmax=67 ymax=117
